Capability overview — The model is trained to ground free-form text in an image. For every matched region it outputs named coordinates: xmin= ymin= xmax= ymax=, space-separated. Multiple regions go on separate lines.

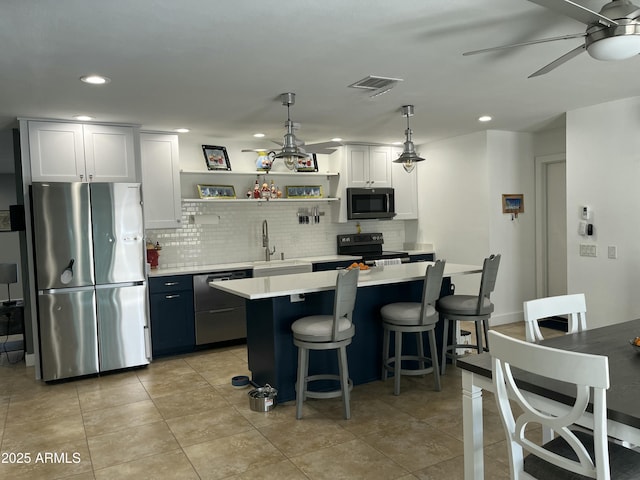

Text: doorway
xmin=535 ymin=154 xmax=567 ymax=328
xmin=535 ymin=154 xmax=567 ymax=297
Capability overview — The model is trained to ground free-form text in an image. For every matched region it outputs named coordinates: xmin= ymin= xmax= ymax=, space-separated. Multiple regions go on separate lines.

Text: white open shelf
xmin=182 ymin=197 xmax=340 ymax=203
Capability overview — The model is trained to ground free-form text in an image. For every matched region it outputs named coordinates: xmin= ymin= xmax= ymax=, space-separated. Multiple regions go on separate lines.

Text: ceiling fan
xmin=464 ymin=0 xmax=640 ymax=77
xmin=243 ymin=92 xmax=342 ymax=170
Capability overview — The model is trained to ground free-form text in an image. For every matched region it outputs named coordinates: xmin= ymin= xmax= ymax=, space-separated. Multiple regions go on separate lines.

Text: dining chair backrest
xmin=476 ymin=254 xmax=501 ymax=314
xmin=419 ymin=259 xmax=445 ymax=325
xmin=331 ymin=267 xmax=359 ymax=341
xmin=523 ymin=293 xmax=587 ymax=343
xmin=488 ymin=330 xmax=611 ymax=479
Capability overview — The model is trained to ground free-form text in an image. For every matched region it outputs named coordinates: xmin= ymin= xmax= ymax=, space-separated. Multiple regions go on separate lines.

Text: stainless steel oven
xmin=193 ymin=270 xmax=249 ymax=345
xmin=346 ymin=187 xmax=396 ymax=220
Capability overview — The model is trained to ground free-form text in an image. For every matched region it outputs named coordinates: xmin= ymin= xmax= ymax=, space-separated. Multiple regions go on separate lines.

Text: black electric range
xmin=336 ymin=233 xmax=409 ymax=265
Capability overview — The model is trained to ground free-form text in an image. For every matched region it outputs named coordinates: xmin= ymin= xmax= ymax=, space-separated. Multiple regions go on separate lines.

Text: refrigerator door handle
xmin=95 ymin=281 xmax=145 ymax=290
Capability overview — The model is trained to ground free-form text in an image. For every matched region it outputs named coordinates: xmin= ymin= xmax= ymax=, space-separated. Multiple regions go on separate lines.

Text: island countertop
xmin=209 ymin=262 xmax=482 ymax=300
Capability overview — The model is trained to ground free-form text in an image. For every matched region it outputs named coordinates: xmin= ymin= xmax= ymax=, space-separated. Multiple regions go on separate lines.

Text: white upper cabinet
xmin=140 ymin=133 xmax=181 ymax=229
xmin=342 ymin=144 xmax=392 ymax=188
xmin=28 ymin=121 xmax=136 ymax=183
xmin=390 ymin=147 xmax=418 ymax=220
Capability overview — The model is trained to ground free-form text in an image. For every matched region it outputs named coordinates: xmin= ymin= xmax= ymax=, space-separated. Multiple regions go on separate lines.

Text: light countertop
xmin=147 ymin=255 xmax=362 ymax=277
xmin=209 ymin=262 xmax=481 ymax=300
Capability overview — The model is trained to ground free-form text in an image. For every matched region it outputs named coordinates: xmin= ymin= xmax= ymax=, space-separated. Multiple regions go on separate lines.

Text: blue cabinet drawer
xmin=149 ymin=275 xmax=192 ymax=294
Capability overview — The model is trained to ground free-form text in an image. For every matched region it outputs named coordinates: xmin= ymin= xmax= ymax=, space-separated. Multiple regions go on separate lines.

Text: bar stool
xmin=437 ymin=254 xmax=500 ymax=375
xmin=291 ymin=267 xmax=359 ymax=419
xmin=380 ymin=259 xmax=445 ymax=395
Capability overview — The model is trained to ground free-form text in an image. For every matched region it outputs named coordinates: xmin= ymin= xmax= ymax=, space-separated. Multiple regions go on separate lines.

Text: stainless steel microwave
xmin=346 ymin=187 xmax=396 ymax=220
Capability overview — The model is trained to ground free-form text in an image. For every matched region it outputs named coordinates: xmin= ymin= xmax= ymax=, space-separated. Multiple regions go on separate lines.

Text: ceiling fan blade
xmin=528 ymin=44 xmax=586 ymax=77
xmin=304 ymin=141 xmax=343 ymax=150
xmin=463 ymin=33 xmax=585 ymax=56
xmin=527 ymin=0 xmax=618 ymax=27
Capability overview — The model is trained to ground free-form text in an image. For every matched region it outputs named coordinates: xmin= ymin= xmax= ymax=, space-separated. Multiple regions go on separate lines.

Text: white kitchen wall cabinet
xmin=390 ymin=147 xmax=418 ymax=220
xmin=28 ymin=121 xmax=136 ymax=182
xmin=140 ymin=133 xmax=181 ymax=229
xmin=342 ymin=144 xmax=392 ymax=188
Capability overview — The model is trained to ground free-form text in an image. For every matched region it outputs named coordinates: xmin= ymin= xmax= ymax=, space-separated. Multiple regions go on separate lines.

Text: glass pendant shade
xmin=587 ymin=34 xmax=640 ymax=60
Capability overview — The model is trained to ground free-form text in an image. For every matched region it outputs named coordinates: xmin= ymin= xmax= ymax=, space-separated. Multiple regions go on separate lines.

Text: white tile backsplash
xmin=146 ymin=201 xmax=406 ymax=268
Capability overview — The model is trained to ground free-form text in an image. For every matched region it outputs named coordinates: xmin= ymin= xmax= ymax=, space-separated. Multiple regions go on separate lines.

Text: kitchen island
xmin=210 ymin=262 xmax=482 ymax=402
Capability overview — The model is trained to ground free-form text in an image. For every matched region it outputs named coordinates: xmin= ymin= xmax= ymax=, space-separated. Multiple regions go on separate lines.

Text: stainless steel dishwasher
xmin=193 ymin=270 xmax=249 ymax=345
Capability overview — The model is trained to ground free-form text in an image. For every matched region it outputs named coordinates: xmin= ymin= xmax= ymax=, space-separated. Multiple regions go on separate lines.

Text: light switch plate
xmin=608 ymin=245 xmax=617 ymax=259
xmin=579 ymin=244 xmax=597 ymax=257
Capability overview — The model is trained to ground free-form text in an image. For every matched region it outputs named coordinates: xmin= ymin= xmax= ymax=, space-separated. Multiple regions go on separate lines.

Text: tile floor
xmin=0 ymin=322 xmax=562 ymax=480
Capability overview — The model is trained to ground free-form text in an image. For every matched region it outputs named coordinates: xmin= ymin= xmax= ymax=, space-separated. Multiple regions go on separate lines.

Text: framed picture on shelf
xmin=286 ymin=185 xmax=323 ymax=199
xmin=295 ymin=153 xmax=318 ymax=172
xmin=197 ymin=185 xmax=236 ymax=199
xmin=202 ymin=145 xmax=231 ymax=171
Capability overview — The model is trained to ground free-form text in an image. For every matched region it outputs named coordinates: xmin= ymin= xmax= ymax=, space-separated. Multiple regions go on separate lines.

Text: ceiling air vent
xmin=348 ymin=75 xmax=403 ymax=98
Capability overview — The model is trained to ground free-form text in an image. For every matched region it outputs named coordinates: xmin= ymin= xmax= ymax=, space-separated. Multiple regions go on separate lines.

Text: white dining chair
xmin=523 ymin=293 xmax=587 ymax=343
xmin=489 ymin=330 xmax=640 ymax=479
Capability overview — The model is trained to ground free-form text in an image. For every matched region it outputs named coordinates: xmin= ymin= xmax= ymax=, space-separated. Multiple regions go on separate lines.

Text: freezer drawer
xmin=96 ymin=284 xmax=149 ymax=371
xmin=38 ymin=289 xmax=99 ymax=381
xmin=195 ymin=307 xmax=246 ymax=345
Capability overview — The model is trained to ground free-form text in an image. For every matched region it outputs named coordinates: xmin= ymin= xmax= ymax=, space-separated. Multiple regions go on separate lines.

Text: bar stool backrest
xmin=476 ymin=254 xmax=501 ymax=314
xmin=331 ymin=267 xmax=359 ymax=341
xmin=419 ymin=259 xmax=445 ymax=325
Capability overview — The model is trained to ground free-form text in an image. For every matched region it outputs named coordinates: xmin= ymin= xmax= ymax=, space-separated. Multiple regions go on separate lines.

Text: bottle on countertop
xmin=253 ymin=179 xmax=260 ymax=199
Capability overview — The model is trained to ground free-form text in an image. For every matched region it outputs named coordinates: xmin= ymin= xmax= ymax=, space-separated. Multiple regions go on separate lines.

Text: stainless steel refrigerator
xmin=32 ymin=182 xmax=150 ymax=381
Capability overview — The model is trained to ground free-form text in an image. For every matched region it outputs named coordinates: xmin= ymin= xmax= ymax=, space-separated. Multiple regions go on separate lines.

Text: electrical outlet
xmin=290 ymin=293 xmax=305 ymax=303
xmin=608 ymin=245 xmax=618 ymax=259
xmin=579 ymin=244 xmax=597 ymax=257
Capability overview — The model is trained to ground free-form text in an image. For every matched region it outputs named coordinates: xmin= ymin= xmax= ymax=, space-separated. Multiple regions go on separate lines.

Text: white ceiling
xmin=1 ymin=0 xmax=639 ymax=150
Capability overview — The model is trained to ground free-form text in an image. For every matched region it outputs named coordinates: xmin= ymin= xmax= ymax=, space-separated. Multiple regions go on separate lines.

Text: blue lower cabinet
xmin=149 ymin=275 xmax=195 ymax=356
xmin=312 ymin=260 xmax=358 ymax=271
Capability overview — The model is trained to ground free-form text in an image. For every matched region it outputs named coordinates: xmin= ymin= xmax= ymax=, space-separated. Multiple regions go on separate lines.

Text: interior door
xmin=535 ymin=154 xmax=567 ymax=298
xmin=546 ymin=161 xmax=567 ymax=297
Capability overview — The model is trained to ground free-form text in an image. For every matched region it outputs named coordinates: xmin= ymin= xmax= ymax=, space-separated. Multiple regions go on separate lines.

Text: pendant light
xmin=274 ymin=92 xmax=308 ymax=170
xmin=393 ymin=105 xmax=424 ymax=173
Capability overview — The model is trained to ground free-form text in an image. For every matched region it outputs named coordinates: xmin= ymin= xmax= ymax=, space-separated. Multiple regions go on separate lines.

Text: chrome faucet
xmin=262 ymin=219 xmax=276 ymax=261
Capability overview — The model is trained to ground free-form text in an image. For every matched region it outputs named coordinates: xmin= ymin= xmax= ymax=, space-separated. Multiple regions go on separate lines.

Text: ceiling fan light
xmin=587 ymin=35 xmax=640 ymax=60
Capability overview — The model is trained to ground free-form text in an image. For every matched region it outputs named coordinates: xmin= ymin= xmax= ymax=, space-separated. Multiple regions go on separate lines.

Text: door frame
xmin=535 ymin=153 xmax=566 ymax=298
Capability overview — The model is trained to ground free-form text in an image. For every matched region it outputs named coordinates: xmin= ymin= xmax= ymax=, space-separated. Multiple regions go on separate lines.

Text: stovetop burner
xmin=337 ymin=233 xmax=409 ymax=264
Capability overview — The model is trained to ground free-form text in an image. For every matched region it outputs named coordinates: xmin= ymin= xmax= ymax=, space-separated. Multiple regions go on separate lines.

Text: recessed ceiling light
xmin=253 ymin=133 xmax=265 ymax=138
xmin=478 ymin=115 xmax=492 ymax=122
xmin=73 ymin=115 xmax=94 ymax=121
xmin=80 ymin=75 xmax=111 ymax=85
xmin=174 ymin=128 xmax=190 ymax=133
xmin=331 ymin=137 xmax=342 ymax=142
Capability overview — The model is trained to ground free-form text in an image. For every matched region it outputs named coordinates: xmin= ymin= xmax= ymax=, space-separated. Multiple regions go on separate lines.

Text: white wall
xmin=417 ymin=130 xmax=536 ymax=325
xmin=567 ymin=97 xmax=640 ymax=328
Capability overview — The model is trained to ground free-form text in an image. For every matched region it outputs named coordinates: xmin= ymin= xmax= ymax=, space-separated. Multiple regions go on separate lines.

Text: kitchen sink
xmin=252 ymin=259 xmax=313 ymax=277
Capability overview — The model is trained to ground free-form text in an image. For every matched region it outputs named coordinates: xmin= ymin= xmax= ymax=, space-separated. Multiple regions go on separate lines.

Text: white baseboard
xmin=489 ymin=311 xmax=523 ymax=326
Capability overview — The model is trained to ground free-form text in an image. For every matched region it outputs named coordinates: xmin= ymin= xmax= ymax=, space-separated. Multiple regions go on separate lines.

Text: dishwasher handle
xmin=207 ymin=271 xmax=248 ymax=283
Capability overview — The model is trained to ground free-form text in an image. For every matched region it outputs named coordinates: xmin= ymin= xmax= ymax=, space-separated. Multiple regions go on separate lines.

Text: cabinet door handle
xmin=89 ymin=174 xmax=93 ymax=181
xmin=79 ymin=174 xmax=84 ymax=181
xmin=165 ymin=294 xmax=180 ymax=299
xmin=164 ymin=282 xmax=179 ymax=286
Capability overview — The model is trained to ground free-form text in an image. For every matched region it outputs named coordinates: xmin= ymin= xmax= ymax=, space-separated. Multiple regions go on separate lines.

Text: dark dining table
xmin=457 ymin=318 xmax=640 ymax=480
